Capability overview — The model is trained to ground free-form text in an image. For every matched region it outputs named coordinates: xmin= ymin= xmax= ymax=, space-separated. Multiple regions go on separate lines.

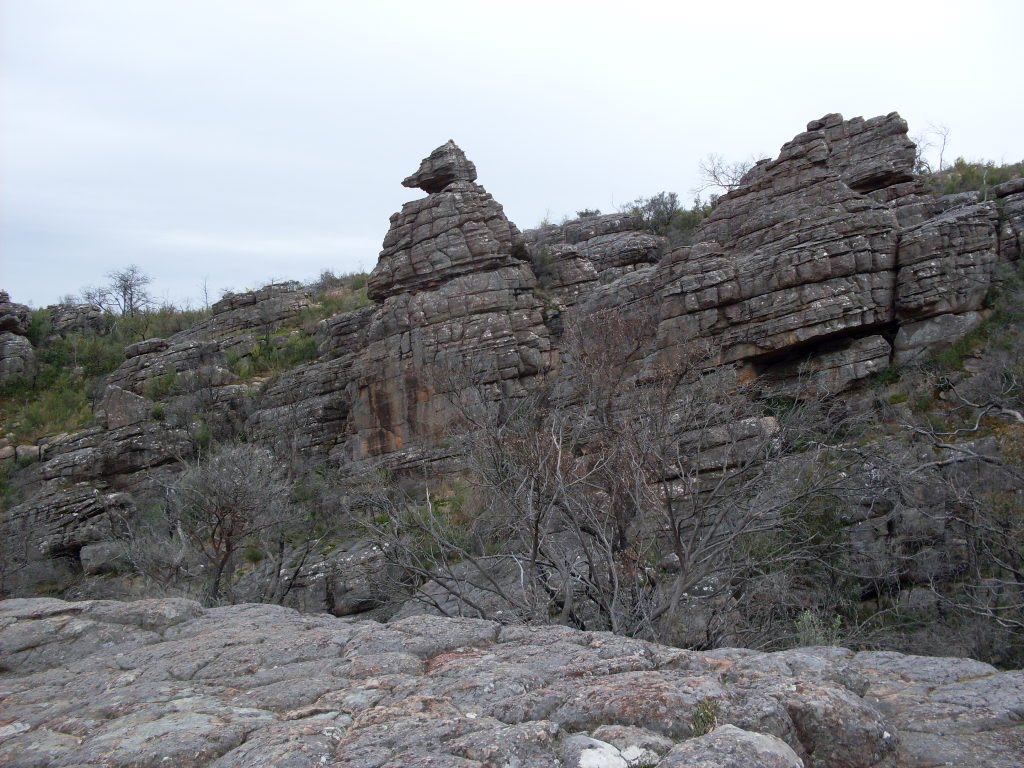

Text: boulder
xmin=46 ymin=302 xmax=106 ymax=337
xmin=657 ymin=725 xmax=803 ymax=768
xmin=0 ymin=290 xmax=32 ymax=335
xmin=0 ymin=331 xmax=35 ymax=381
xmin=892 ymin=311 xmax=985 ymax=364
xmin=402 ymin=139 xmax=478 ymax=192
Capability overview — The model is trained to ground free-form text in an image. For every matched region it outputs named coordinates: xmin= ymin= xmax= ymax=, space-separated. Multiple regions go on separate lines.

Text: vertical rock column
xmin=351 ymin=142 xmax=553 ymax=459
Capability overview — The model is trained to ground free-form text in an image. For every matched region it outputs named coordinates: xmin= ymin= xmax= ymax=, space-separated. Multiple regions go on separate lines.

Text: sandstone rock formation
xmin=0 ymin=332 xmax=35 ymax=381
xmin=516 ymin=112 xmax=1015 ymax=396
xmin=350 ymin=141 xmax=553 ymax=460
xmin=0 ymin=290 xmax=32 ymax=336
xmin=45 ymin=302 xmax=106 ymax=338
xmin=526 ymin=212 xmax=666 ymax=290
xmin=1 ymin=597 xmax=1021 ymax=767
xmin=2 ymin=114 xmax=1023 ymax=665
xmin=0 ymin=290 xmax=35 ymax=381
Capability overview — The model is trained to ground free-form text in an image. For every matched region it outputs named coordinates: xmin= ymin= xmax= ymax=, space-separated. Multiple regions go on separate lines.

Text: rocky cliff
xmin=1 ymin=596 xmax=1022 ymax=767
xmin=1 ymin=113 xmax=1023 ymax=665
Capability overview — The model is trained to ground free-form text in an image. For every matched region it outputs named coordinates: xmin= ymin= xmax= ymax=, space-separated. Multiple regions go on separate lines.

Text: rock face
xmin=526 ymin=213 xmax=667 ymax=289
xmin=0 ymin=332 xmax=35 ymax=381
xmin=0 ymin=291 xmax=35 ymax=381
xmin=0 ymin=290 xmax=32 ymax=336
xmin=1 ymin=597 xmax=1021 ymax=767
xmin=402 ymin=138 xmax=479 ymax=193
xmin=649 ymin=114 xmax=907 ymax=374
xmin=3 ymin=114 xmax=1023 ymax=651
xmin=45 ymin=302 xmax=106 ymax=338
xmin=352 ymin=141 xmax=553 ymax=459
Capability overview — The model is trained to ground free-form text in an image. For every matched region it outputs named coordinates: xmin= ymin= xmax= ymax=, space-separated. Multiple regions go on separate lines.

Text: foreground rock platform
xmin=1 ymin=598 xmax=1021 ymax=767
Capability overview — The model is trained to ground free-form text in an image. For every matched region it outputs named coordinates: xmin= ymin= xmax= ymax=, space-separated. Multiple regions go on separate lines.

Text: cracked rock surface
xmin=1 ymin=598 xmax=1021 ymax=767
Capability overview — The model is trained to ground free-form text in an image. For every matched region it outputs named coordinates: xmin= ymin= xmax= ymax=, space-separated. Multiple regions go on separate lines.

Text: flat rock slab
xmin=1 ymin=598 xmax=1021 ymax=767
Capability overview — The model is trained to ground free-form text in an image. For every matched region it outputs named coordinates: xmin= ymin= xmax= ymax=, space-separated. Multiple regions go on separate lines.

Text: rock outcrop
xmin=515 ymin=112 xmax=1016 ymax=395
xmin=526 ymin=212 xmax=667 ymax=289
xmin=0 ymin=290 xmax=35 ymax=381
xmin=3 ymin=114 xmax=1023 ymax=659
xmin=350 ymin=141 xmax=553 ymax=460
xmin=1 ymin=597 xmax=1021 ymax=767
xmin=45 ymin=302 xmax=106 ymax=338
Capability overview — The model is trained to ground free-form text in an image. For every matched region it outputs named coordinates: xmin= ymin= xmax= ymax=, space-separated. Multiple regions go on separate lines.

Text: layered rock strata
xmin=0 ymin=290 xmax=35 ymax=381
xmin=351 ymin=142 xmax=553 ymax=459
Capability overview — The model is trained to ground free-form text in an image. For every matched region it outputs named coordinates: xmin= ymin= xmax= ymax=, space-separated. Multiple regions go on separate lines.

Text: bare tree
xmin=168 ymin=444 xmax=293 ymax=604
xmin=695 ymin=153 xmax=758 ymax=196
xmin=356 ymin=308 xmax=862 ymax=647
xmin=82 ymin=264 xmax=153 ymax=316
xmin=912 ymin=123 xmax=951 ymax=175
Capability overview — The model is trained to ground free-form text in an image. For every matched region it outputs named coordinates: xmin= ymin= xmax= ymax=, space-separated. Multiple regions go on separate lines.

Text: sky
xmin=2 ymin=0 xmax=1022 ymax=309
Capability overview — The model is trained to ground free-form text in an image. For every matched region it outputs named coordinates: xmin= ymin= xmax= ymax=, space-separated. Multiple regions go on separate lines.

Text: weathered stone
xmin=0 ymin=331 xmax=35 ymax=381
xmin=3 ymin=484 xmax=134 ymax=557
xmin=46 ymin=302 xmax=106 ymax=338
xmin=96 ymin=385 xmax=154 ymax=429
xmin=354 ymin=147 xmax=553 ymax=459
xmin=353 ymin=264 xmax=552 ymax=458
xmin=0 ymin=484 xmax=137 ymax=595
xmin=524 ymin=213 xmax=665 ymax=295
xmin=653 ymin=114 xmax=902 ymax=368
xmin=0 ymin=290 xmax=32 ymax=335
xmin=14 ymin=444 xmax=41 ymax=463
xmin=896 ymin=202 xmax=1000 ymax=320
xmin=244 ymin=306 xmax=373 ymax=462
xmin=124 ymin=337 xmax=169 ymax=359
xmin=657 ymin=725 xmax=803 ymax=768
xmin=367 ymin=181 xmax=529 ymax=300
xmin=892 ymin=311 xmax=985 ymax=364
xmin=852 ymin=651 xmax=1024 ymax=768
xmin=993 ymin=178 xmax=1024 ymax=198
xmin=79 ymin=541 xmax=130 ymax=576
xmin=1 ymin=597 xmax=1018 ymax=768
xmin=578 ymin=230 xmax=664 ymax=275
xmin=28 ymin=421 xmax=193 ymax=484
xmin=402 ymin=139 xmax=478 ymax=192
xmin=204 ymin=282 xmax=314 ymax=335
xmin=530 ymin=243 xmax=600 ymax=305
xmin=812 ymin=111 xmax=916 ymax=193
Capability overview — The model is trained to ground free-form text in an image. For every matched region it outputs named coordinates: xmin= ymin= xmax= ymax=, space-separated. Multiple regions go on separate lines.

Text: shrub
xmin=795 ymin=609 xmax=843 ymax=646
xmin=143 ymin=372 xmax=180 ymax=400
xmin=691 ymin=698 xmax=719 ymax=736
xmin=922 ymin=157 xmax=1024 ymax=199
xmin=0 ymin=374 xmax=92 ymax=443
xmin=228 ymin=332 xmax=320 ymax=379
xmin=623 ymin=192 xmax=713 ymax=245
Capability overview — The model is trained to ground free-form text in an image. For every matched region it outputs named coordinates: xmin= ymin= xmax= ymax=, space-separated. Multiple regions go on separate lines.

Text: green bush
xmin=0 ymin=373 xmax=92 ymax=443
xmin=691 ymin=698 xmax=719 ymax=736
xmin=795 ymin=609 xmax=843 ymax=646
xmin=229 ymin=331 xmax=320 ymax=379
xmin=143 ymin=372 xmax=180 ymax=400
xmin=622 ymin=192 xmax=713 ymax=246
xmin=922 ymin=157 xmax=1023 ymax=199
xmin=1 ymin=302 xmax=214 ymax=445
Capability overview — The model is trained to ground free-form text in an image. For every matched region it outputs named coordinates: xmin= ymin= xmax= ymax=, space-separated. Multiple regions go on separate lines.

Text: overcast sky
xmin=2 ymin=1 xmax=1022 ymax=308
